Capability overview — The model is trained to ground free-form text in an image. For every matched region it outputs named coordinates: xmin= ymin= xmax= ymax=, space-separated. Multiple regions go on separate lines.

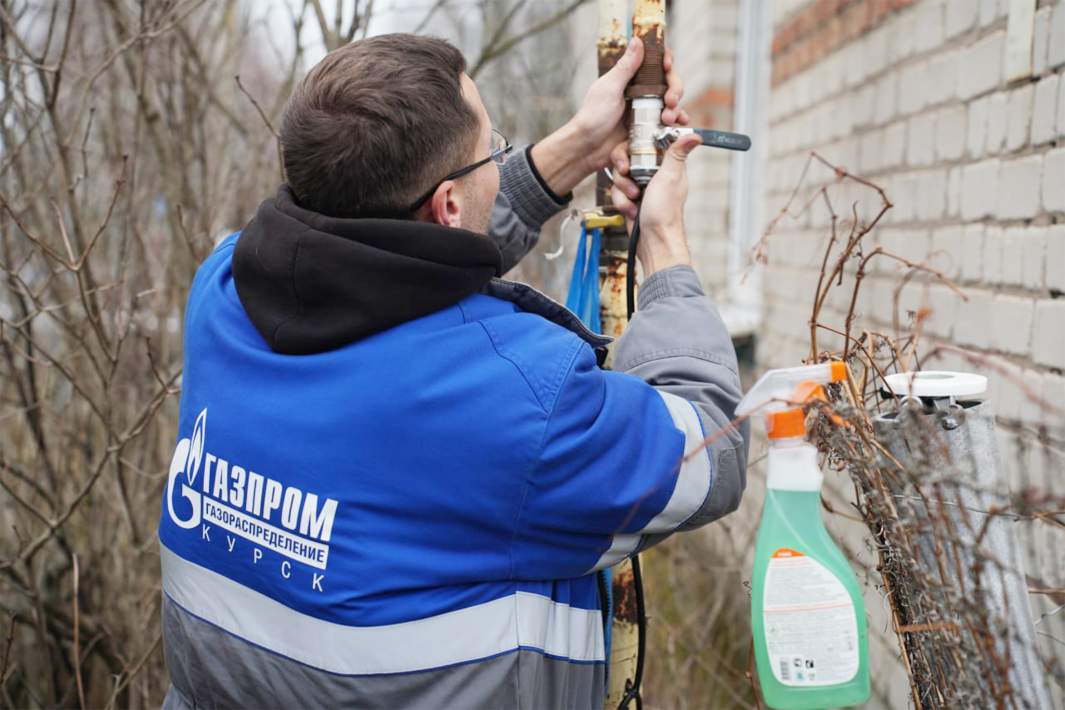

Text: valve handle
xmin=653 ymin=126 xmax=752 ymax=152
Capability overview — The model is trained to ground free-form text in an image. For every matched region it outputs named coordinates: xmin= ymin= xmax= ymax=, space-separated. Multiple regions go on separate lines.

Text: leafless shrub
xmin=0 ymin=1 xmax=300 ymax=704
xmin=746 ymin=154 xmax=1064 ymax=708
xmin=0 ymin=1 xmax=591 ymax=706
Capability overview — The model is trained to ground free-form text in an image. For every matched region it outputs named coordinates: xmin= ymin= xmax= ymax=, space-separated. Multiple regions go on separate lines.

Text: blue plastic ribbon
xmin=564 ymin=225 xmax=601 ymax=333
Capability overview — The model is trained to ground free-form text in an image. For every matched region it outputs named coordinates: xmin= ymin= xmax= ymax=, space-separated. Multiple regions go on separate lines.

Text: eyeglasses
xmin=407 ymin=128 xmax=512 ymax=213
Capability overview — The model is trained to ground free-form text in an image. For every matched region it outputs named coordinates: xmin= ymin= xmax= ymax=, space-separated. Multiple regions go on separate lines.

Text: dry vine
xmin=747 ymin=152 xmax=1065 ymax=709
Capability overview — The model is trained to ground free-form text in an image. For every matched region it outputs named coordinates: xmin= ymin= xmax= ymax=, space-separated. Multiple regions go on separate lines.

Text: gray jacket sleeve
xmin=613 ymin=265 xmax=750 ymax=533
xmin=489 ymin=146 xmax=570 ymax=274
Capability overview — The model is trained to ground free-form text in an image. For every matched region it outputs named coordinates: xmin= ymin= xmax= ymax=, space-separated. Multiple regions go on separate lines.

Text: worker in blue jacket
xmin=159 ymin=32 xmax=749 ymax=709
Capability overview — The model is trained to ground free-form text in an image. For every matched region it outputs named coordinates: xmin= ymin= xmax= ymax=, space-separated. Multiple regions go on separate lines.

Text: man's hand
xmin=529 ymin=37 xmax=689 ymax=198
xmin=616 ymin=133 xmax=701 ymax=276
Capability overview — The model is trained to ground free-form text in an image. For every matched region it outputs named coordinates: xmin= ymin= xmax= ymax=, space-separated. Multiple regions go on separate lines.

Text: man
xmin=159 ymin=32 xmax=748 ymax=709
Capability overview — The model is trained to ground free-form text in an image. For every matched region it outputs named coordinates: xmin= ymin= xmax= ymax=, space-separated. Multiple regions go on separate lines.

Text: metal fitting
xmin=628 ymin=97 xmax=664 ymax=186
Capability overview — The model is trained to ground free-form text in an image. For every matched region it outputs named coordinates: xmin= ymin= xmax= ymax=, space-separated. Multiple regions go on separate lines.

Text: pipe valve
xmin=626 ymin=124 xmax=752 ymax=187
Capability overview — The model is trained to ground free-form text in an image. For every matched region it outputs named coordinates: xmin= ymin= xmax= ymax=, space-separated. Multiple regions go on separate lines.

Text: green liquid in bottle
xmin=751 ymin=488 xmax=870 ymax=709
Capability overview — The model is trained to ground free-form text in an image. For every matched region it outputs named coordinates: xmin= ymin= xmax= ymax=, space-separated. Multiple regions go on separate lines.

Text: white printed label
xmin=763 ymin=548 xmax=859 ymax=686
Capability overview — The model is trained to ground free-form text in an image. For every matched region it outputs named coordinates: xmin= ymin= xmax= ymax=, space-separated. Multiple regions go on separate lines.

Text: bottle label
xmin=763 ymin=548 xmax=859 ymax=687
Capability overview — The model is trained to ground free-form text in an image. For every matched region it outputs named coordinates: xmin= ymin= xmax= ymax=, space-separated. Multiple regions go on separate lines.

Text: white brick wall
xmin=758 ymin=3 xmax=1065 ymax=705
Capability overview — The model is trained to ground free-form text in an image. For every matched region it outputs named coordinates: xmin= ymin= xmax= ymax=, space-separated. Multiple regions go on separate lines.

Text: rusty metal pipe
xmin=604 ymin=4 xmax=669 ymax=709
xmin=595 ymin=0 xmax=631 ymax=352
xmin=596 ymin=0 xmax=628 ymax=209
xmin=626 ymin=0 xmax=667 ymax=186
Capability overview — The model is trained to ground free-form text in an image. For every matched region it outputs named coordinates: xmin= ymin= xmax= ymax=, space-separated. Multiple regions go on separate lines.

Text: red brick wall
xmin=772 ymin=0 xmax=916 ymax=85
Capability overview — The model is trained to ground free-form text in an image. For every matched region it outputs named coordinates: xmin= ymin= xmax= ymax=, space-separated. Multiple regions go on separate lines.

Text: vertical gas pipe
xmin=595 ymin=0 xmax=630 ymax=355
xmin=596 ymin=1 xmax=637 ymax=707
xmin=602 ymin=4 xmax=668 ymax=708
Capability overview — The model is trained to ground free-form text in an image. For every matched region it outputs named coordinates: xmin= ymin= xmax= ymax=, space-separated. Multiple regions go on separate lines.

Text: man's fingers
xmin=611 ymin=184 xmax=639 ymax=220
xmin=610 ymin=141 xmax=629 ymax=174
xmin=603 ymin=37 xmax=644 ymax=90
xmin=656 ymin=133 xmax=702 ymax=178
xmin=613 ymin=171 xmax=641 ymax=200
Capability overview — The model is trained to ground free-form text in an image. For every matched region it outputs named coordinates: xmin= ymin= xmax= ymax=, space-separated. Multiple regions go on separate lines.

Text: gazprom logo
xmin=166 ymin=408 xmax=207 ymax=529
xmin=164 ymin=408 xmax=338 ymax=572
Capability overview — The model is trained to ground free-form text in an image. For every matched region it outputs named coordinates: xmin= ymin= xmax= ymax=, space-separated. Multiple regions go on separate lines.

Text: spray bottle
xmin=736 ymin=362 xmax=870 ymax=709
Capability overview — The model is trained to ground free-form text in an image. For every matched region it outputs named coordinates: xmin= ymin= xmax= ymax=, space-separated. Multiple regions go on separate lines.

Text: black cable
xmin=617 ymin=204 xmax=646 ymax=710
xmin=625 ymin=205 xmax=642 ymax=321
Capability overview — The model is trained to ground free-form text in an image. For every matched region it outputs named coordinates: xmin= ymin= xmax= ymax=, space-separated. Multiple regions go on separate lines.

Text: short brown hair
xmin=280 ymin=34 xmax=480 ymax=218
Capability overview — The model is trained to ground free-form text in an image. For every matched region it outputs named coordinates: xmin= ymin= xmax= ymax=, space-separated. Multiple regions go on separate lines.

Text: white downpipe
xmin=726 ymin=0 xmax=770 ymax=338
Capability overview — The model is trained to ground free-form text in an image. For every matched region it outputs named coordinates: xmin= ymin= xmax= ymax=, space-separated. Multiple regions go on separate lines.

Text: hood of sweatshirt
xmin=232 ymin=186 xmax=503 ymax=355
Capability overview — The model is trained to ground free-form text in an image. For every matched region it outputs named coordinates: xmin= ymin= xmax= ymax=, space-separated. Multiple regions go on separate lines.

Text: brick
xmin=1050 ymin=1 xmax=1065 ymax=70
xmin=1032 ymin=300 xmax=1065 ymax=367
xmin=999 ymin=227 xmax=1026 ymax=285
xmin=947 ymin=166 xmax=962 ymax=216
xmin=1047 ymin=225 xmax=1065 ymax=292
xmin=1022 ymin=226 xmax=1047 ymax=288
xmin=914 ymin=0 xmax=945 ymax=53
xmin=916 ymin=169 xmax=948 ymax=221
xmin=991 ymin=295 xmax=1034 ymax=355
xmin=925 ymin=284 xmax=960 ymax=339
xmin=1032 ymin=6 xmax=1051 ymax=76
xmin=983 ymin=0 xmax=1005 ymax=25
xmin=997 ymin=155 xmax=1043 ymax=219
xmin=899 ymin=60 xmax=929 ymax=115
xmin=935 ymin=104 xmax=967 ymax=161
xmin=946 ymin=0 xmax=979 ymax=38
xmin=907 ymin=112 xmax=936 ymax=165
xmin=1059 ymin=72 xmax=1065 ymax=138
xmin=983 ymin=227 xmax=1005 ymax=283
xmin=1044 ymin=148 xmax=1065 ymax=213
xmin=926 ymin=49 xmax=960 ymax=107
xmin=859 ymin=128 xmax=883 ymax=173
xmin=958 ymin=30 xmax=1005 ymax=99
xmin=932 ymin=226 xmax=964 ymax=278
xmin=961 ymin=159 xmax=1001 ymax=220
xmin=891 ymin=172 xmax=922 ymax=223
xmin=891 ymin=9 xmax=919 ymax=63
xmin=986 ymin=91 xmax=1008 ymax=153
xmin=967 ymin=95 xmax=990 ymax=156
xmin=1032 ymin=74 xmax=1060 ymax=146
xmin=983 ymin=226 xmax=1005 ymax=282
xmin=955 ymin=288 xmax=995 ymax=348
xmin=883 ymin=121 xmax=907 ymax=169
xmin=852 ymin=84 xmax=875 ymax=127
xmin=874 ymin=72 xmax=898 ymax=125
xmin=960 ymin=224 xmax=986 ymax=281
xmin=1005 ymin=83 xmax=1034 ymax=152
xmin=866 ymin=25 xmax=888 ymax=77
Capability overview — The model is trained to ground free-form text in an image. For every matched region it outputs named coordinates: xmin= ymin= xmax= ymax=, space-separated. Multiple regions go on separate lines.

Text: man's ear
xmin=428 ymin=180 xmax=462 ymax=228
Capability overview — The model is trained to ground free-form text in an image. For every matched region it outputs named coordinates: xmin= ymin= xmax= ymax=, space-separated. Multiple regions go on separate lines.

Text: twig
xmin=72 ymin=554 xmax=85 ymax=710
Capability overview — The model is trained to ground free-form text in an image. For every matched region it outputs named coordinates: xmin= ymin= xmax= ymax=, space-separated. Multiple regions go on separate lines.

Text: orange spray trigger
xmin=792 ymin=381 xmax=847 ymax=428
